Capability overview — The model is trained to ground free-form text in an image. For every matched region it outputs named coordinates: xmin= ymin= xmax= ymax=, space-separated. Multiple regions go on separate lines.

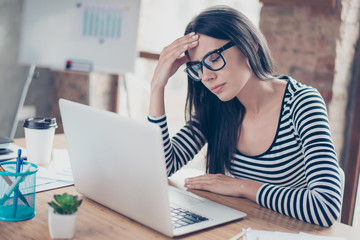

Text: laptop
xmin=59 ymin=99 xmax=246 ymax=237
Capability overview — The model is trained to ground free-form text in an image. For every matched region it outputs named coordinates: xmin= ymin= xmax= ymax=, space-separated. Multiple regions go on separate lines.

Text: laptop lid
xmin=59 ymin=99 xmax=174 ymax=236
xmin=59 ymin=99 xmax=246 ymax=237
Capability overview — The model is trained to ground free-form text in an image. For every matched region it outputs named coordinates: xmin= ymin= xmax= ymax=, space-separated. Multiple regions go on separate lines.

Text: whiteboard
xmin=19 ymin=0 xmax=140 ymax=74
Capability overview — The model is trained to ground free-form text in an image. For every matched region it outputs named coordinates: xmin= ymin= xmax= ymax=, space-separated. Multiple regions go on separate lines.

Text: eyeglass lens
xmin=187 ymin=52 xmax=225 ymax=81
xmin=204 ymin=53 xmax=224 ymax=70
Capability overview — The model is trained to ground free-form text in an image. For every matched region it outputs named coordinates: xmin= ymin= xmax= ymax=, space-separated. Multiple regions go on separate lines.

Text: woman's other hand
xmin=184 ymin=174 xmax=263 ymax=202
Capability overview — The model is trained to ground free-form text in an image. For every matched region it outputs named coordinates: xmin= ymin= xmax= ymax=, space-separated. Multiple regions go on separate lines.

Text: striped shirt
xmin=148 ymin=77 xmax=342 ymax=227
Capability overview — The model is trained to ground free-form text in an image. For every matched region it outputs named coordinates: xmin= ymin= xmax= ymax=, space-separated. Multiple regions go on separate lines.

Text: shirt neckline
xmin=236 ymin=76 xmax=291 ymax=158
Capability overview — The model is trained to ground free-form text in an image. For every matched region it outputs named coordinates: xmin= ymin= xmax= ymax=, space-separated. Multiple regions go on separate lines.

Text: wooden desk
xmin=1 ymin=135 xmax=359 ymax=240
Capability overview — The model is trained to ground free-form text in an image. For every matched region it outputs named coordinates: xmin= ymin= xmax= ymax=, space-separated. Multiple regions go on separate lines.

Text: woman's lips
xmin=211 ymin=83 xmax=226 ymax=94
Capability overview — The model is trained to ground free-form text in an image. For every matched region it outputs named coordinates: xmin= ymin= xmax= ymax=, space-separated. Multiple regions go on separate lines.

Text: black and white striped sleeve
xmin=147 ymin=115 xmax=207 ymax=176
xmin=256 ymin=88 xmax=342 ymax=227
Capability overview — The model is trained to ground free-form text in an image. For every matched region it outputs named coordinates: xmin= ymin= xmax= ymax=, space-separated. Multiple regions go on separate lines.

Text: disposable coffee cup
xmin=23 ymin=118 xmax=57 ymax=165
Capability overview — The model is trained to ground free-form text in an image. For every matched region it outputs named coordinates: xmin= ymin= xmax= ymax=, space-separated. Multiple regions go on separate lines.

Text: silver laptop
xmin=59 ymin=99 xmax=246 ymax=237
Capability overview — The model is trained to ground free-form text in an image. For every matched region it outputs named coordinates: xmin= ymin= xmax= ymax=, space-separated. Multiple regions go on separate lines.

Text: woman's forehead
xmin=188 ymin=34 xmax=228 ymax=61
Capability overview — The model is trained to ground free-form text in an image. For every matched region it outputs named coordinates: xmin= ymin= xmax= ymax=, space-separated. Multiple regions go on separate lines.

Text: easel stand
xmin=9 ymin=64 xmax=37 ymax=139
xmin=118 ymin=74 xmax=131 ymax=117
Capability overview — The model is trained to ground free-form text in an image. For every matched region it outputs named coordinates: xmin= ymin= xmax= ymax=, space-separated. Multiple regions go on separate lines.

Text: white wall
xmin=0 ymin=0 xmax=53 ymax=138
xmin=0 ymin=0 xmax=28 ymax=137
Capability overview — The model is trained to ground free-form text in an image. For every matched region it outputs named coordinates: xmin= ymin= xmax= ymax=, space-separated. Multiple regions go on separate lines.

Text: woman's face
xmin=187 ymin=34 xmax=254 ymax=102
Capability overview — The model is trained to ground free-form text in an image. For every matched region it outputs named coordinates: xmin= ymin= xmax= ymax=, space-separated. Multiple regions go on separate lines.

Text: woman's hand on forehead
xmin=151 ymin=33 xmax=199 ymax=88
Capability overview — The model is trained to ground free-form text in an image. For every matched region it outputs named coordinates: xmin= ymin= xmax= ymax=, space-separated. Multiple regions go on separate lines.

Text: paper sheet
xmin=35 ymin=149 xmax=74 ymax=192
xmin=36 ymin=178 xmax=73 ymax=193
xmin=243 ymin=230 xmax=346 ymax=240
xmin=299 ymin=232 xmax=346 ymax=240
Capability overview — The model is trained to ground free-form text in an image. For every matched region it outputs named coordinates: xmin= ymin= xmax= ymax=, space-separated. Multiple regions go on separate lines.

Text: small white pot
xmin=48 ymin=208 xmax=77 ymax=239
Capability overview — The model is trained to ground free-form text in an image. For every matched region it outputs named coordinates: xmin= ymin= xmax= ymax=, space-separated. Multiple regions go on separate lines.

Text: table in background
xmin=0 ymin=134 xmax=359 ymax=240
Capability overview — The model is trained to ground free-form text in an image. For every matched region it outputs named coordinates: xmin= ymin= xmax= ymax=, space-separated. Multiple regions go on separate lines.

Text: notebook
xmin=59 ymin=99 xmax=246 ymax=237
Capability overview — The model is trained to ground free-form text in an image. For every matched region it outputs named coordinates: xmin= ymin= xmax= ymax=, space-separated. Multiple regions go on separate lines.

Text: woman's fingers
xmin=184 ymin=174 xmax=244 ymax=197
xmin=162 ymin=32 xmax=199 ymax=61
xmin=176 ymin=40 xmax=198 ymax=59
xmin=151 ymin=33 xmax=199 ymax=88
xmin=168 ymin=32 xmax=199 ymax=52
xmin=173 ymin=33 xmax=199 ymax=58
xmin=185 ymin=174 xmax=220 ymax=189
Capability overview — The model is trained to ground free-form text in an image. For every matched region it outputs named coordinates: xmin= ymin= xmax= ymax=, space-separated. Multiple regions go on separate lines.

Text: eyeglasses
xmin=184 ymin=41 xmax=235 ymax=81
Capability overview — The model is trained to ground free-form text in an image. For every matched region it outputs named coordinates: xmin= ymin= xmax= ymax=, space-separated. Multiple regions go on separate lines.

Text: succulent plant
xmin=48 ymin=193 xmax=82 ymax=215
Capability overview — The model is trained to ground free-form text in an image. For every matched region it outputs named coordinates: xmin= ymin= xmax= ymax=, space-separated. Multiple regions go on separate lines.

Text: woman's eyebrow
xmin=197 ymin=47 xmax=219 ymax=61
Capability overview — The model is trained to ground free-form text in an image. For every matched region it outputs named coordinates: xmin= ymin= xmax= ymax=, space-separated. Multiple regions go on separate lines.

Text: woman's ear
xmin=246 ymin=58 xmax=251 ymax=69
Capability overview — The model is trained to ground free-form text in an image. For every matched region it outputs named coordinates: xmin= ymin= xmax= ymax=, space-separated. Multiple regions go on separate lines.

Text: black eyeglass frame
xmin=184 ymin=41 xmax=236 ymax=81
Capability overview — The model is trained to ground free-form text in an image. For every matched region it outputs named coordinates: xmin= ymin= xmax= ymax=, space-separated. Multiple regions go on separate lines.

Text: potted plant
xmin=48 ymin=193 xmax=82 ymax=239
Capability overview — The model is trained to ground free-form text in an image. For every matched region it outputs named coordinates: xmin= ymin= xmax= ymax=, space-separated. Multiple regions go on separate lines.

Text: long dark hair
xmin=184 ymin=6 xmax=275 ymax=174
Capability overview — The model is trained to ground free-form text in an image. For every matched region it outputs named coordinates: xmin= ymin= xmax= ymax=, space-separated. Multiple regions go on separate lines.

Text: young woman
xmin=148 ymin=5 xmax=342 ymax=227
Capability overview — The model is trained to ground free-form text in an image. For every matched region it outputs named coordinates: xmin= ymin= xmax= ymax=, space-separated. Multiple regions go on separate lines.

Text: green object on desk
xmin=48 ymin=193 xmax=82 ymax=215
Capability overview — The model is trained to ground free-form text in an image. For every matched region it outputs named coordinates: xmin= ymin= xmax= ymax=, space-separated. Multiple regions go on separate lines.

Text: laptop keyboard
xmin=171 ymin=206 xmax=209 ymax=229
